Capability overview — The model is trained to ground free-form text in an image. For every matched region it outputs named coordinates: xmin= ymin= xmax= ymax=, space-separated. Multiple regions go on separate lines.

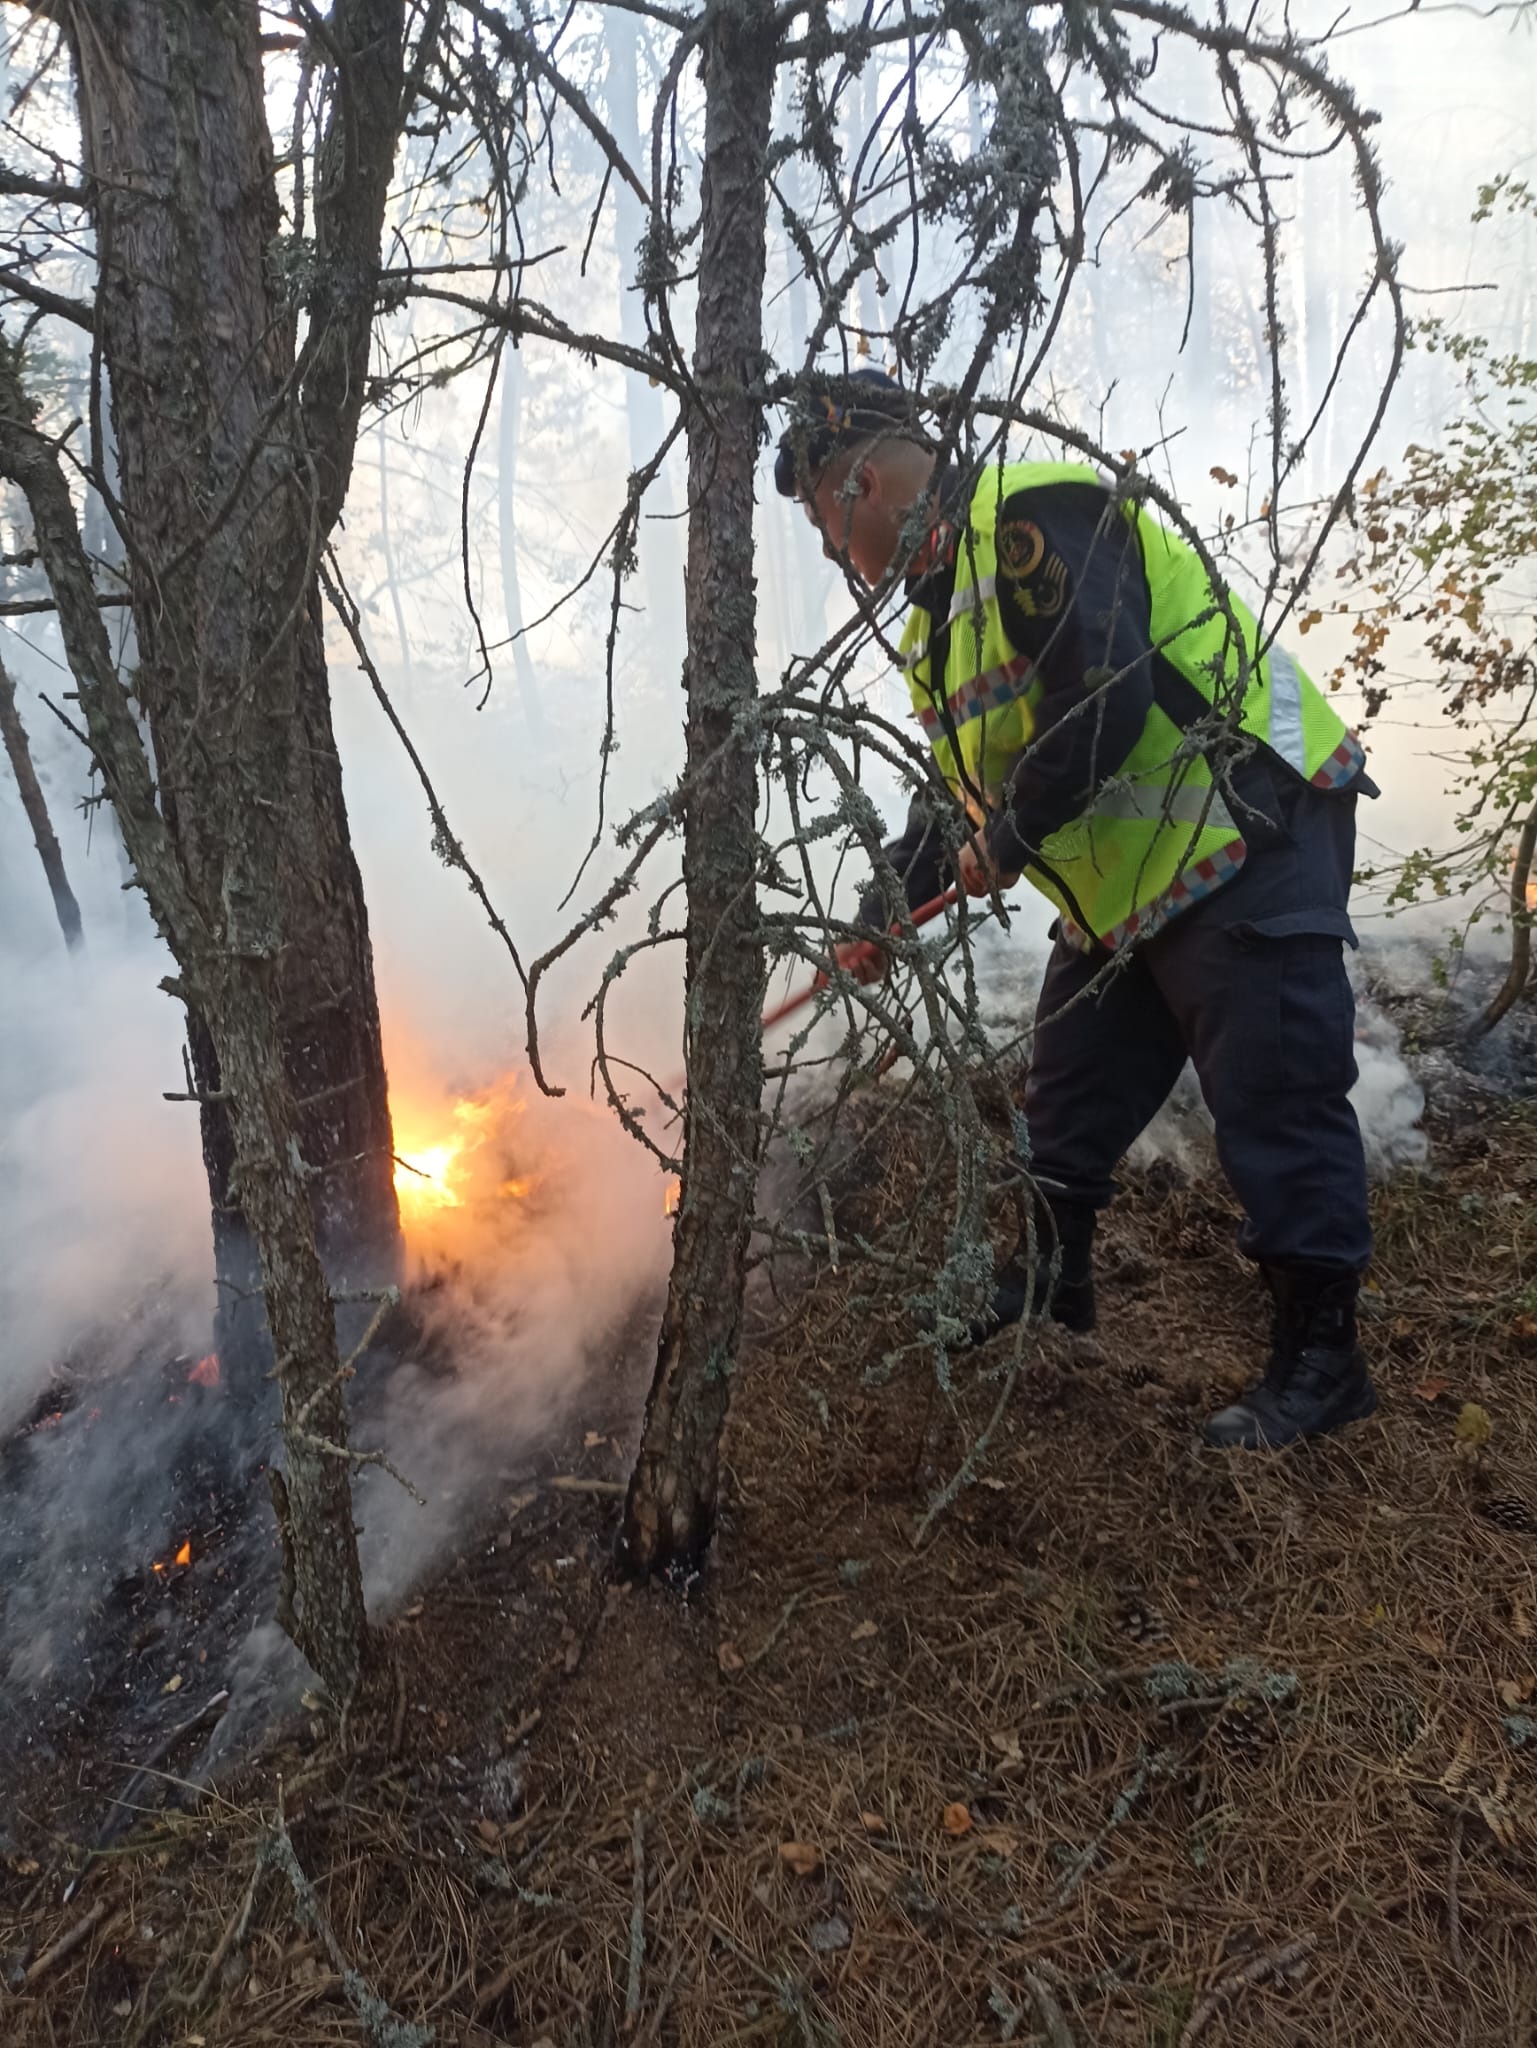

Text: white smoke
xmin=0 ymin=922 xmax=212 ymax=1437
xmin=352 ymin=1063 xmax=671 ymax=1610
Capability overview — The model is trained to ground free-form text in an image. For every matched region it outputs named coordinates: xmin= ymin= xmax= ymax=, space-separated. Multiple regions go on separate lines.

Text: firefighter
xmin=774 ymin=369 xmax=1379 ymax=1450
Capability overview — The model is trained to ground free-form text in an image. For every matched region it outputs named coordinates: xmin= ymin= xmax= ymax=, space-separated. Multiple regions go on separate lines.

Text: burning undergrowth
xmin=0 ymin=1062 xmax=671 ymax=1840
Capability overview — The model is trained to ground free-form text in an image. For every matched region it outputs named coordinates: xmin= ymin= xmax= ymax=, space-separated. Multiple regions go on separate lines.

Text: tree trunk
xmin=0 ymin=345 xmax=369 ymax=1701
xmin=32 ymin=0 xmax=409 ymax=1699
xmin=497 ymin=351 xmax=548 ymax=738
xmin=0 ymin=649 xmax=83 ymax=951
xmin=69 ymin=0 xmax=402 ymax=1353
xmin=608 ymin=14 xmax=684 ymax=635
xmin=1472 ymin=795 xmax=1537 ymax=1040
xmin=617 ymin=0 xmax=777 ymax=1579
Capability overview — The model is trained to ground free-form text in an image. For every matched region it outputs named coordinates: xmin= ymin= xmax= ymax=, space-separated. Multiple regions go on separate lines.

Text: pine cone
xmin=1121 ymin=1358 xmax=1162 ymax=1389
xmin=1479 ymin=1496 xmax=1536 ymax=1535
xmin=1118 ymin=1596 xmax=1171 ymax=1646
xmin=1215 ymin=1697 xmax=1271 ymax=1755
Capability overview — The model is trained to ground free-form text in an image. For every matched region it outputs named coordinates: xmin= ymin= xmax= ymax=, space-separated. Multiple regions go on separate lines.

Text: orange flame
xmin=389 ymin=1078 xmax=535 ymax=1246
xmin=393 ymin=1096 xmax=496 ymax=1217
xmin=174 ymin=1540 xmax=192 ymax=1567
xmin=188 ymin=1353 xmax=220 ymax=1388
xmin=663 ymin=1176 xmax=681 ymax=1217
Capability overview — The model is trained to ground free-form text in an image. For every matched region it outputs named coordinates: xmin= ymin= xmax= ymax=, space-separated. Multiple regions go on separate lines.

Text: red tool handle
xmin=759 ymin=886 xmax=960 ymax=1033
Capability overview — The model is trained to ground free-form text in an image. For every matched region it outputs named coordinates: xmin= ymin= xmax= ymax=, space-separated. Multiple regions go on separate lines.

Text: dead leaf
xmin=859 ymin=1811 xmax=887 ymax=1835
xmin=1210 ymin=465 xmax=1238 ymax=487
xmin=162 ymin=1674 xmax=183 ymax=1695
xmin=1413 ymin=1376 xmax=1450 ymax=1402
xmin=988 ymin=1730 xmax=1023 ymax=1762
xmin=1512 ymin=1315 xmax=1537 ymax=1343
xmin=977 ymin=1830 xmax=1016 ymax=1856
xmin=779 ymin=1841 xmax=824 ymax=1878
xmin=1366 ymin=523 xmax=1389 ymax=543
xmin=583 ymin=1431 xmax=606 ymax=1449
xmin=850 ymin=1620 xmax=878 ymax=1643
xmin=1477 ymin=1791 xmax=1516 ymax=1848
xmin=1497 ymin=1676 xmax=1534 ymax=1710
xmin=717 ymin=1640 xmax=746 ymax=1674
xmin=1413 ymin=1626 xmax=1447 ymax=1656
xmin=1455 ymin=1402 xmax=1493 ymax=1449
xmin=1442 ymin=1721 xmax=1476 ymax=1792
xmin=475 ymin=1818 xmax=501 ymax=1846
xmin=941 ymin=1802 xmax=973 ymax=1837
xmin=1512 ymin=1597 xmax=1532 ymax=1641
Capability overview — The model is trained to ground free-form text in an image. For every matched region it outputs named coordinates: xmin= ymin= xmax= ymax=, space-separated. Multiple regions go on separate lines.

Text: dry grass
xmin=4 ymin=1093 xmax=1537 ymax=2048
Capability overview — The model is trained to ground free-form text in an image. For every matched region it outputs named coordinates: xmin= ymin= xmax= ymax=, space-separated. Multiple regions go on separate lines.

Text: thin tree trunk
xmin=377 ymin=419 xmax=414 ymax=687
xmin=497 ymin=351 xmax=548 ymax=737
xmin=617 ymin=0 xmax=777 ymax=1579
xmin=1472 ymin=797 xmax=1537 ymax=1039
xmin=608 ymin=13 xmax=684 ymax=640
xmin=0 ymin=649 xmax=83 ymax=950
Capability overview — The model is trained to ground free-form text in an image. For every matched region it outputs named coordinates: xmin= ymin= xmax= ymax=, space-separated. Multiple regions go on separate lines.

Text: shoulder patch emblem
xmin=997 ymin=516 xmax=1046 ymax=579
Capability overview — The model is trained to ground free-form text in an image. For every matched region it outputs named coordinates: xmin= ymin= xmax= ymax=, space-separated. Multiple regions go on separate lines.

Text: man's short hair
xmin=773 ymin=367 xmax=923 ymax=498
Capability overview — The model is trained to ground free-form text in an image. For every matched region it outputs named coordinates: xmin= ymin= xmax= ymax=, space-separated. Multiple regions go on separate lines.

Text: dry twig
xmin=1177 ymin=1933 xmax=1318 ymax=2047
xmin=21 ymin=1901 xmax=112 ymax=1988
xmin=625 ymin=1807 xmax=647 ymax=2027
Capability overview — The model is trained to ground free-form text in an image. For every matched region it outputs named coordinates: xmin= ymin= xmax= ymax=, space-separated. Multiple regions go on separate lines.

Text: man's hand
xmin=833 ymin=937 xmax=887 ymax=985
xmin=957 ymin=827 xmax=1021 ymax=898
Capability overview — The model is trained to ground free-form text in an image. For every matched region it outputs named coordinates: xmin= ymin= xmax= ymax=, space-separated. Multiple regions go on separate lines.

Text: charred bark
xmin=617 ymin=0 xmax=777 ymax=1580
xmin=0 ymin=650 xmax=83 ymax=951
xmin=69 ymin=0 xmax=402 ymax=1341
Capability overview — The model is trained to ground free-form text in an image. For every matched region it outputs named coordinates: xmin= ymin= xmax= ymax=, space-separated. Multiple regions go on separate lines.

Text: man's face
xmin=802 ymin=456 xmax=895 ymax=588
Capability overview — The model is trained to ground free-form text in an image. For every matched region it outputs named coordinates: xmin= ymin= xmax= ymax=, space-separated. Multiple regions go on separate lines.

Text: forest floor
xmin=5 ymin=1064 xmax=1537 ymax=2048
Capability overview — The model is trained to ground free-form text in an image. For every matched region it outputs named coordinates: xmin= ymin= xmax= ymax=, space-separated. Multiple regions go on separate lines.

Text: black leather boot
xmin=1202 ymin=1262 xmax=1377 ymax=1449
xmin=978 ymin=1192 xmax=1097 ymax=1339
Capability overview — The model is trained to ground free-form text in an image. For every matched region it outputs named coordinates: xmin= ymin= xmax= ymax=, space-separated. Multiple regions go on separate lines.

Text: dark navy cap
xmin=773 ymin=368 xmax=922 ymax=497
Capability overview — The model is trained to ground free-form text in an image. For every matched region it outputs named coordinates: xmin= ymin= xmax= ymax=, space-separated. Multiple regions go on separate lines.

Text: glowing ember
xmin=188 ymin=1353 xmax=221 ymax=1388
xmin=150 ymin=1538 xmax=194 ymax=1577
xmin=663 ymin=1176 xmax=682 ymax=1217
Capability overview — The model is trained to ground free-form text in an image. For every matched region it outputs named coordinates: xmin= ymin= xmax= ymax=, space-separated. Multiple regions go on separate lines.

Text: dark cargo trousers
xmin=1021 ymin=896 xmax=1373 ymax=1274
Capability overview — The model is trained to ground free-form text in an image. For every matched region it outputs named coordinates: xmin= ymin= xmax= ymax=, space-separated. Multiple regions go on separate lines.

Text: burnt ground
xmin=3 ymin=1078 xmax=1537 ymax=2047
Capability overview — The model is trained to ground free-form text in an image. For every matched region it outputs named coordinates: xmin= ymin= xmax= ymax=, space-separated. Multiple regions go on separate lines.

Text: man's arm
xmin=983 ymin=481 xmax=1157 ymax=878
